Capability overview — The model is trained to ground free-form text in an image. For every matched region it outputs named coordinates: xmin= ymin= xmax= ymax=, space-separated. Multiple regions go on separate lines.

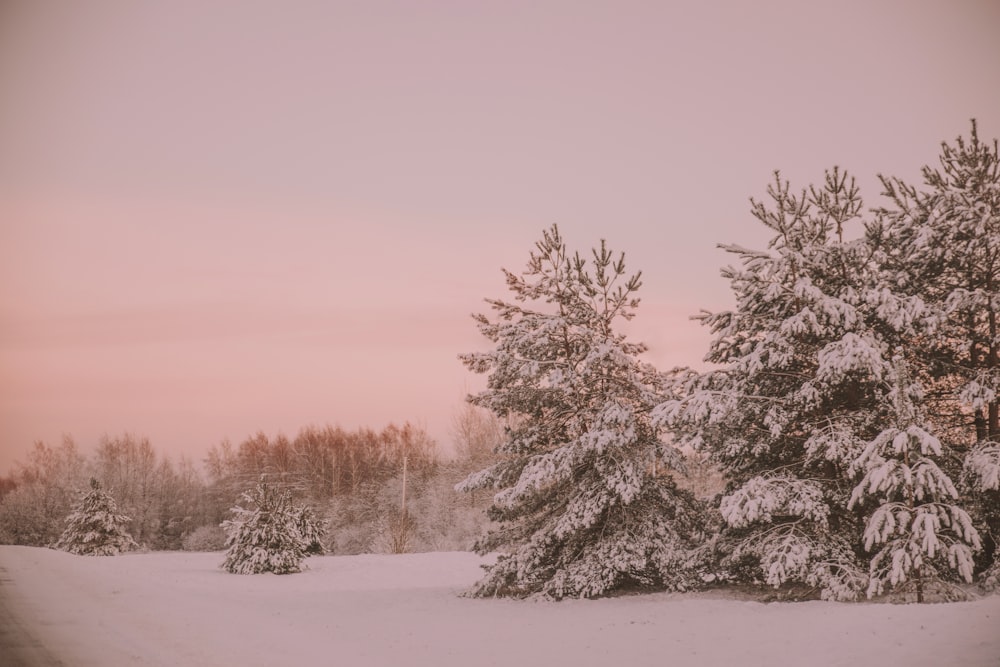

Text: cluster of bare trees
xmin=323 ymin=408 xmax=500 ymax=556
xmin=205 ymin=422 xmax=437 ymax=504
xmin=0 ymin=410 xmax=503 ymax=555
xmin=0 ymin=437 xmax=85 ymax=546
xmin=0 ymin=434 xmax=211 ymax=550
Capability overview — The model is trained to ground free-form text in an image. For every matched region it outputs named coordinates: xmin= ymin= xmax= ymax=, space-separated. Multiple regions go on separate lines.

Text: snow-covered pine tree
xmin=965 ymin=441 xmax=1000 ymax=590
xmin=875 ymin=120 xmax=1000 ymax=585
xmin=849 ymin=357 xmax=981 ymax=601
xmin=295 ymin=504 xmax=326 ymax=555
xmin=221 ymin=477 xmax=306 ymax=574
xmin=655 ymin=169 xmax=891 ymax=600
xmin=457 ymin=225 xmax=705 ymax=599
xmin=54 ymin=478 xmax=139 ymax=556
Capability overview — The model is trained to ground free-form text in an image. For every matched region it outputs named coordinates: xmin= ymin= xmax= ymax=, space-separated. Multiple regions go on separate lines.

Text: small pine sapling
xmin=221 ymin=477 xmax=307 ymax=575
xmin=964 ymin=441 xmax=1000 ymax=589
xmin=295 ymin=505 xmax=326 ymax=555
xmin=849 ymin=359 xmax=981 ymax=601
xmin=54 ymin=478 xmax=139 ymax=556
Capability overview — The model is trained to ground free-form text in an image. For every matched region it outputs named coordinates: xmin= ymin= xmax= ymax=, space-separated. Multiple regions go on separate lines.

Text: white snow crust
xmin=0 ymin=545 xmax=997 ymax=666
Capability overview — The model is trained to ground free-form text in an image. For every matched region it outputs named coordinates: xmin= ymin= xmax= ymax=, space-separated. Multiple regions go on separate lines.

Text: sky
xmin=1 ymin=0 xmax=999 ymax=474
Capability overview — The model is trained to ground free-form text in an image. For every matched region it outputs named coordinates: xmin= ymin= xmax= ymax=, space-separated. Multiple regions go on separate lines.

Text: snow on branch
xmin=720 ymin=476 xmax=829 ymax=529
xmin=965 ymin=443 xmax=1000 ymax=492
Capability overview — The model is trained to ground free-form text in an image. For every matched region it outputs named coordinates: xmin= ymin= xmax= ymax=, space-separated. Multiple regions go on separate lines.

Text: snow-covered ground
xmin=1 ymin=546 xmax=997 ymax=667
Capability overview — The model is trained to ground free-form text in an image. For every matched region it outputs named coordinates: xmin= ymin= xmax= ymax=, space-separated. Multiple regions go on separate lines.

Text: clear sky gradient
xmin=2 ymin=0 xmax=999 ymax=473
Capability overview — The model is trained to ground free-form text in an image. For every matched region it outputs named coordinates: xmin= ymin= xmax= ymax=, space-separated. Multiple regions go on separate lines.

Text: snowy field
xmin=1 ymin=546 xmax=998 ymax=667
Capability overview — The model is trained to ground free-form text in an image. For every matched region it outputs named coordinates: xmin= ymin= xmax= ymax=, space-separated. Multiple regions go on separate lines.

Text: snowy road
xmin=0 ymin=545 xmax=998 ymax=667
xmin=0 ymin=563 xmax=63 ymax=667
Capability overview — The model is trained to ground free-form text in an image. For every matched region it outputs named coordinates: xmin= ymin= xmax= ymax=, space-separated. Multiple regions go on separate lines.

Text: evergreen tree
xmin=221 ymin=477 xmax=307 ymax=574
xmin=457 ymin=225 xmax=704 ymax=599
xmin=849 ymin=358 xmax=981 ymax=601
xmin=877 ymin=120 xmax=1000 ymax=445
xmin=54 ymin=478 xmax=138 ymax=556
xmin=660 ymin=164 xmax=984 ymax=601
xmin=965 ymin=441 xmax=1000 ymax=589
xmin=656 ymin=169 xmax=892 ymax=600
xmin=876 ymin=121 xmax=1000 ymax=584
xmin=295 ymin=504 xmax=326 ymax=555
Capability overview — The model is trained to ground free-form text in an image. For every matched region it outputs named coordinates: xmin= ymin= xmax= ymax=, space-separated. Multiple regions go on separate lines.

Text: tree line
xmin=0 ymin=413 xmax=501 ymax=555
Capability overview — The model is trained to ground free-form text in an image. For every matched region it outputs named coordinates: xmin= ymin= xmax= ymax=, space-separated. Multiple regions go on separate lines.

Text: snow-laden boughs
xmin=963 ymin=433 xmax=1000 ymax=590
xmin=875 ymin=120 xmax=1000 ymax=587
xmin=849 ymin=359 xmax=981 ymax=600
xmin=657 ymin=169 xmax=889 ymax=599
xmin=457 ymin=225 xmax=705 ymax=599
xmin=54 ymin=478 xmax=139 ymax=556
xmin=295 ymin=504 xmax=327 ymax=555
xmin=815 ymin=332 xmax=886 ymax=386
xmin=221 ymin=477 xmax=322 ymax=574
xmin=876 ymin=120 xmax=999 ymax=445
xmin=721 ymin=476 xmax=830 ymax=529
xmin=717 ymin=474 xmax=867 ymax=599
xmin=965 ymin=443 xmax=1000 ymax=493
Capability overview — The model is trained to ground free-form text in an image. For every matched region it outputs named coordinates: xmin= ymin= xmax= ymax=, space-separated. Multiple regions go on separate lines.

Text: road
xmin=0 ymin=565 xmax=64 ymax=667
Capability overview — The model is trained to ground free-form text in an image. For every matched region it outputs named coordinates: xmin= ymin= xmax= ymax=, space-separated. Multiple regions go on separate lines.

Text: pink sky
xmin=2 ymin=0 xmax=999 ymax=474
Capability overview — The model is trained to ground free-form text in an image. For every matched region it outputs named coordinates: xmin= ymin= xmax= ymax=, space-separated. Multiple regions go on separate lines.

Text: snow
xmin=1 ymin=545 xmax=998 ymax=667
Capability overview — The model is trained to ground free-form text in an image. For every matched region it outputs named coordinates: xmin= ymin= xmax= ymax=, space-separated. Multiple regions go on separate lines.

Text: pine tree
xmin=221 ymin=477 xmax=307 ymax=574
xmin=877 ymin=120 xmax=1000 ymax=442
xmin=656 ymin=169 xmax=893 ymax=600
xmin=658 ymin=163 xmax=986 ymax=601
xmin=295 ymin=504 xmax=326 ymax=555
xmin=876 ymin=120 xmax=1000 ymax=585
xmin=54 ymin=478 xmax=138 ymax=556
xmin=965 ymin=442 xmax=1000 ymax=590
xmin=457 ymin=225 xmax=705 ymax=599
xmin=849 ymin=358 xmax=981 ymax=601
